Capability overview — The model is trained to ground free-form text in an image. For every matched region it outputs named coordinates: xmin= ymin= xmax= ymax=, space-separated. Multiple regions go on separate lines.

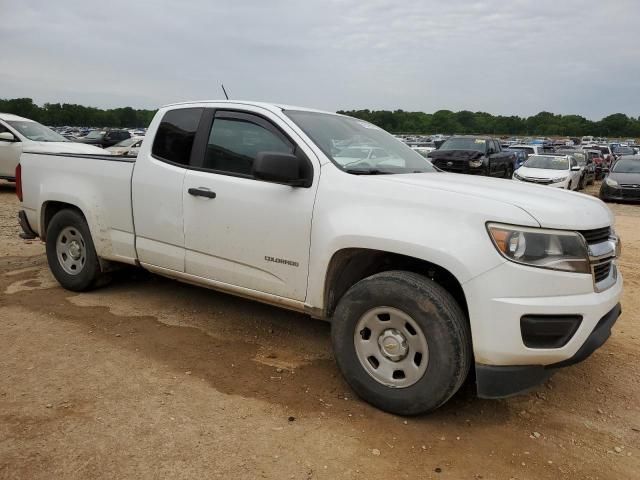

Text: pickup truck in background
xmin=17 ymin=101 xmax=623 ymax=415
xmin=427 ymin=136 xmax=516 ymax=178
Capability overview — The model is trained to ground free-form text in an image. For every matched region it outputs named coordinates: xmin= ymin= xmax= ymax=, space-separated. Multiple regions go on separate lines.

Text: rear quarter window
xmin=152 ymin=108 xmax=204 ymax=166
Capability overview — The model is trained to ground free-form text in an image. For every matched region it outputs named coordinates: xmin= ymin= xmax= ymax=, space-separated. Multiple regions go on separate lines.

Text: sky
xmin=1 ymin=0 xmax=639 ymax=119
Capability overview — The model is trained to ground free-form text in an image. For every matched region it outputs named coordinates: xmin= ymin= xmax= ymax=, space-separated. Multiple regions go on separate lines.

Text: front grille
xmin=620 ymin=186 xmax=640 ymax=199
xmin=593 ymin=262 xmax=612 ymax=283
xmin=579 ymin=227 xmax=611 ymax=245
xmin=433 ymin=160 xmax=469 ymax=173
xmin=521 ymin=177 xmax=552 ymax=185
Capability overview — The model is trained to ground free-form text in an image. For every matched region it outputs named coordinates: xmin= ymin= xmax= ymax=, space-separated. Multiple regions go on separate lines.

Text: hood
xmin=428 ymin=149 xmax=483 ymax=161
xmin=516 ymin=166 xmax=570 ymax=179
xmin=609 ymin=171 xmax=640 ymax=185
xmin=371 ymin=172 xmax=613 ymax=230
xmin=23 ymin=142 xmax=109 ymax=155
xmin=106 ymin=146 xmax=126 ymax=153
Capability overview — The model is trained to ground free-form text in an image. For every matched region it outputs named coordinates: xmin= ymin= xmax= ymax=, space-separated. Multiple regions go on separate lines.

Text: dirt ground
xmin=0 ymin=180 xmax=638 ymax=480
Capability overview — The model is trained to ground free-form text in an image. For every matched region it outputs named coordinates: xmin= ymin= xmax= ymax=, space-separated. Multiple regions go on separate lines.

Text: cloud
xmin=1 ymin=0 xmax=638 ymax=119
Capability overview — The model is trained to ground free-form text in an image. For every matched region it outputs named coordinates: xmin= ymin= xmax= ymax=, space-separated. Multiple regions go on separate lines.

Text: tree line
xmin=0 ymin=98 xmax=156 ymax=128
xmin=2 ymin=97 xmax=639 ymax=137
xmin=337 ymin=109 xmax=640 ymax=138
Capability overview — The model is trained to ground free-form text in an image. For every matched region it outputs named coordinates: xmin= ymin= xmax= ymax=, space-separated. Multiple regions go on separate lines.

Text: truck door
xmin=131 ymin=107 xmax=204 ymax=272
xmin=182 ymin=108 xmax=319 ymax=301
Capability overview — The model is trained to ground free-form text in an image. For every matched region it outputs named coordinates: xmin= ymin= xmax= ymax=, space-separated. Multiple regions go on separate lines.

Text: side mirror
xmin=0 ymin=132 xmax=17 ymax=142
xmin=253 ymin=152 xmax=312 ymax=187
xmin=571 ymin=165 xmax=581 ymax=171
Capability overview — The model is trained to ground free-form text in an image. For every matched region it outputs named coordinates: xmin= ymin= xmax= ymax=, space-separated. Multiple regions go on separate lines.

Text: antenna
xmin=221 ymin=84 xmax=230 ymax=100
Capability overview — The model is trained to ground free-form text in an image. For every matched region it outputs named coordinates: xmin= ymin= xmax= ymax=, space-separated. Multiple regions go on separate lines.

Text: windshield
xmin=284 ymin=111 xmax=435 ymax=174
xmin=612 ymin=158 xmax=640 ymax=173
xmin=85 ymin=130 xmax=105 ymax=139
xmin=113 ymin=137 xmax=138 ymax=147
xmin=523 ymin=155 xmax=569 ymax=170
xmin=439 ymin=137 xmax=486 ymax=152
xmin=7 ymin=120 xmax=68 ymax=142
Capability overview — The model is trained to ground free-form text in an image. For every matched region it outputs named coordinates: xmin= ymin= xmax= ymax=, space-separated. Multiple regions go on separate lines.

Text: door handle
xmin=188 ymin=187 xmax=217 ymax=199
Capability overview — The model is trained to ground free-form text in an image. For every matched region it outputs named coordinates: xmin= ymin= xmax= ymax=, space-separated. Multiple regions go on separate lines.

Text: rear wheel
xmin=46 ymin=209 xmax=103 ymax=291
xmin=504 ymin=165 xmax=514 ymax=179
xmin=331 ymin=271 xmax=471 ymax=415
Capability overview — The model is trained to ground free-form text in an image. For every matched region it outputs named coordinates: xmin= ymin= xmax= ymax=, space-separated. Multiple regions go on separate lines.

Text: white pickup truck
xmin=17 ymin=101 xmax=623 ymax=415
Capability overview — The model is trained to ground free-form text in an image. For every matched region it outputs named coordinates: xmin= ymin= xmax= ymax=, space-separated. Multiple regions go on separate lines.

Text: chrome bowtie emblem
xmin=446 ymin=161 xmax=453 ymax=166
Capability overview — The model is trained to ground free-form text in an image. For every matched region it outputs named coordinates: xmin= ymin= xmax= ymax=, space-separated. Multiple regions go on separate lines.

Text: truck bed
xmin=20 ymin=152 xmax=138 ymax=265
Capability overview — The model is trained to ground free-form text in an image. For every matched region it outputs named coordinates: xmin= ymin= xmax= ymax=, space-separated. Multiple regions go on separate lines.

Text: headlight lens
xmin=552 ymin=176 xmax=568 ymax=183
xmin=487 ymin=223 xmax=590 ymax=274
xmin=469 ymin=159 xmax=483 ymax=168
xmin=605 ymin=177 xmax=618 ymax=187
xmin=513 ymin=171 xmax=523 ymax=180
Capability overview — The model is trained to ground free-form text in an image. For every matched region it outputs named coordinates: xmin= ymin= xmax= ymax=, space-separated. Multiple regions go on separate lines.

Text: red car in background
xmin=584 ymin=149 xmax=607 ymax=179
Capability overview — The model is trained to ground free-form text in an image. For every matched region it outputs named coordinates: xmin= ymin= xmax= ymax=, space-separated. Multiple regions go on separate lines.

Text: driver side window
xmin=203 ymin=113 xmax=294 ymax=177
xmin=486 ymin=141 xmax=494 ymax=154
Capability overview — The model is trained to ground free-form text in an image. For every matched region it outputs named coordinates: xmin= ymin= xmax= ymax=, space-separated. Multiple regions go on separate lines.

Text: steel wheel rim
xmin=354 ymin=306 xmax=429 ymax=388
xmin=55 ymin=227 xmax=87 ymax=275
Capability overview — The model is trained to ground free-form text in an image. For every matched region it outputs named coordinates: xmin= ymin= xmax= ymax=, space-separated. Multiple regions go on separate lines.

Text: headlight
xmin=605 ymin=177 xmax=618 ymax=187
xmin=513 ymin=171 xmax=523 ymax=180
xmin=487 ymin=223 xmax=590 ymax=274
xmin=552 ymin=176 xmax=568 ymax=183
xmin=469 ymin=159 xmax=483 ymax=168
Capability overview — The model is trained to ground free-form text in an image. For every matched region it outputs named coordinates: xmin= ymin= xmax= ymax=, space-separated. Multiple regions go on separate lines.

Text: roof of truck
xmin=0 ymin=113 xmax=33 ymax=122
xmin=161 ymin=100 xmax=334 ymax=115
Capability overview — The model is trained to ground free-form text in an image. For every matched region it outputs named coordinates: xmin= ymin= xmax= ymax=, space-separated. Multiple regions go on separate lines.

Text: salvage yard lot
xmin=0 ymin=181 xmax=638 ymax=479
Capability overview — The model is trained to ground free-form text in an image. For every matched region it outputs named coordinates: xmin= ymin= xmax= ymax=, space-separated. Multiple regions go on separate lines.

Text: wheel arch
xmin=322 ymin=248 xmax=469 ymax=322
xmin=40 ymin=201 xmax=88 ymax=242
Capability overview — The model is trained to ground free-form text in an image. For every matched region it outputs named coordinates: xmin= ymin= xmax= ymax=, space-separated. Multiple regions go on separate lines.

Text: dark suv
xmin=78 ymin=129 xmax=131 ymax=148
xmin=427 ymin=136 xmax=515 ymax=178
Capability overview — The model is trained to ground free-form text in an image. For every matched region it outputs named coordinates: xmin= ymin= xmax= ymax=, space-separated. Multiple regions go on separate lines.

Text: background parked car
xmin=583 ymin=149 xmax=607 ymax=179
xmin=513 ymin=154 xmax=582 ymax=190
xmin=556 ymin=149 xmax=595 ymax=188
xmin=427 ymin=136 xmax=515 ymax=177
xmin=508 ymin=144 xmax=544 ymax=156
xmin=503 ymin=148 xmax=527 ymax=168
xmin=106 ymin=136 xmax=144 ymax=156
xmin=600 ymin=155 xmax=640 ymax=202
xmin=77 ymin=129 xmax=131 ymax=148
xmin=0 ymin=113 xmax=107 ymax=181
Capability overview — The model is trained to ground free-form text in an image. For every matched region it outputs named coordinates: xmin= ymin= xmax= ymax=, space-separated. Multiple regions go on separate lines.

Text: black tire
xmin=45 ymin=209 xmax=103 ymax=292
xmin=504 ymin=165 xmax=513 ymax=179
xmin=578 ymin=175 xmax=585 ymax=190
xmin=331 ymin=271 xmax=472 ymax=415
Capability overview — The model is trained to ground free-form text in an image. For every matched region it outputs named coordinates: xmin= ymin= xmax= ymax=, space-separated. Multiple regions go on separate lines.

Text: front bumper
xmin=600 ymin=183 xmax=640 ymax=202
xmin=476 ymin=303 xmax=621 ymax=398
xmin=513 ymin=177 xmax=568 ymax=188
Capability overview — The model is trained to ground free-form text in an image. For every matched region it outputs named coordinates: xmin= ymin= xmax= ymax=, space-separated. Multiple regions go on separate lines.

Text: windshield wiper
xmin=344 ymin=168 xmax=394 ymax=175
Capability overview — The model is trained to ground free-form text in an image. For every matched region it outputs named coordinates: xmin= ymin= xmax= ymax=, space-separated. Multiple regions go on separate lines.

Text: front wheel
xmin=45 ymin=209 xmax=103 ymax=291
xmin=331 ymin=271 xmax=472 ymax=415
xmin=504 ymin=165 xmax=514 ymax=179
